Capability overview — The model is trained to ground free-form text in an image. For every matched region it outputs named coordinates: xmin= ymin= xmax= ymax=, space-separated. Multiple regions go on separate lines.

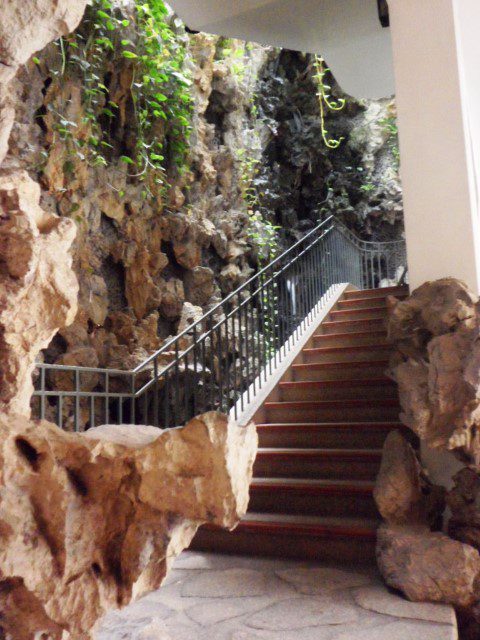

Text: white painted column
xmin=388 ymin=0 xmax=480 ymax=293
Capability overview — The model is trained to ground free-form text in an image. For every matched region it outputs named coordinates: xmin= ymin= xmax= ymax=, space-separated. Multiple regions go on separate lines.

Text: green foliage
xmin=312 ymin=55 xmax=346 ymax=150
xmin=359 ymin=182 xmax=375 ymax=193
xmin=39 ymin=0 xmax=193 ymax=194
xmin=380 ymin=115 xmax=400 ymax=168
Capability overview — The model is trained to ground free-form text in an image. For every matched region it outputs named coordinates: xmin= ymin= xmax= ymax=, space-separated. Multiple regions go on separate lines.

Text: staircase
xmin=193 ymin=284 xmax=412 ymax=563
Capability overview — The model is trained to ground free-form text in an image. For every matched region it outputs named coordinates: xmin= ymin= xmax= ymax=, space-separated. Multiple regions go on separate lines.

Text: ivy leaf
xmin=120 ymin=156 xmax=134 ymax=165
xmin=122 ymin=50 xmax=138 ymax=59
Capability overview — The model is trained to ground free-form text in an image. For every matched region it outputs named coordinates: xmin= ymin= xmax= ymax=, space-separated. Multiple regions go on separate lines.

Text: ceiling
xmin=168 ymin=0 xmax=395 ymax=99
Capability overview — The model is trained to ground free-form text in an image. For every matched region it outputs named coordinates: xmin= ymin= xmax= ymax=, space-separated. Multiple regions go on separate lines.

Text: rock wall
xmin=375 ymin=279 xmax=480 ymax=639
xmin=2 ymin=1 xmax=403 ymax=397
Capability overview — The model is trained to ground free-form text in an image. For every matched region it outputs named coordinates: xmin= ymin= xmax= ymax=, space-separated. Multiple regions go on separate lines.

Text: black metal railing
xmin=32 ymin=216 xmax=407 ymax=431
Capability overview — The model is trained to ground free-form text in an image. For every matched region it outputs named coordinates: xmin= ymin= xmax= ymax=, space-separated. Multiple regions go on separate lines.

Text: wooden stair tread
xmin=279 ymin=378 xmax=393 ymax=388
xmin=257 ymin=447 xmax=383 ymax=458
xmin=251 ymin=478 xmax=375 ymax=493
xmin=331 ymin=307 xmax=388 ymax=316
xmin=322 ymin=318 xmax=386 ymax=326
xmin=339 ymin=295 xmax=406 ymax=306
xmin=292 ymin=360 xmax=389 ymax=370
xmin=265 ymin=399 xmax=399 ymax=408
xmin=256 ymin=421 xmax=404 ymax=430
xmin=313 ymin=330 xmax=387 ymax=340
xmin=303 ymin=344 xmax=390 ymax=355
xmin=344 ymin=286 xmax=408 ymax=298
xmin=237 ymin=513 xmax=378 ymax=538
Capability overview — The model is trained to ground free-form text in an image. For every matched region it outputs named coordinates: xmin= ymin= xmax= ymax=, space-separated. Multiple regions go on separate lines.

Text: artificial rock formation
xmin=375 ymin=279 xmax=480 ymax=634
xmin=373 ymin=430 xmax=445 ymax=527
xmin=0 ymin=170 xmax=78 ymax=416
xmin=0 ymin=0 xmax=88 ymax=163
xmin=448 ymin=467 xmax=480 ymax=551
xmin=387 ymin=278 xmax=480 ymax=463
xmin=0 ymin=411 xmax=257 ymax=639
xmin=377 ymin=524 xmax=480 ymax=609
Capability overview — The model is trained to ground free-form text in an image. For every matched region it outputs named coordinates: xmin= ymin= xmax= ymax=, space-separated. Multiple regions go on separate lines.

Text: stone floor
xmin=96 ymin=552 xmax=458 ymax=640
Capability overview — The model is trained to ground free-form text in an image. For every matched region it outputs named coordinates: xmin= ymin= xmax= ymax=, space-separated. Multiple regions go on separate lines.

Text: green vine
xmin=39 ymin=0 xmax=193 ymax=195
xmin=312 ymin=55 xmax=346 ymax=149
xmin=380 ymin=115 xmax=400 ymax=168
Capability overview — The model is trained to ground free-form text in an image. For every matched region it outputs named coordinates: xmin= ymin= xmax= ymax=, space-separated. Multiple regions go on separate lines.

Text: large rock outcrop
xmin=387 ymin=278 xmax=480 ymax=463
xmin=0 ymin=411 xmax=257 ymax=639
xmin=377 ymin=524 xmax=480 ymax=609
xmin=376 ymin=279 xmax=480 ymax=636
xmin=0 ymin=170 xmax=78 ymax=416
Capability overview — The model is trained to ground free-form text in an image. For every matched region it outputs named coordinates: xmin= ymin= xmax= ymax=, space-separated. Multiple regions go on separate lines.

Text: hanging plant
xmin=312 ymin=55 xmax=346 ymax=149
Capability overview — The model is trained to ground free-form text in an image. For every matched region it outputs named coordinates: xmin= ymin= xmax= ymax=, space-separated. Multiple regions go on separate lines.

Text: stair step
xmin=192 ymin=513 xmax=378 ymax=563
xmin=279 ymin=378 xmax=397 ymax=401
xmin=313 ymin=330 xmax=387 ymax=347
xmin=256 ymin=422 xmax=413 ymax=449
xmin=265 ymin=398 xmax=399 ymax=422
xmin=303 ymin=344 xmax=391 ymax=364
xmin=321 ymin=318 xmax=386 ymax=334
xmin=338 ymin=295 xmax=407 ymax=310
xmin=293 ymin=360 xmax=389 ymax=381
xmin=330 ymin=308 xmax=388 ymax=322
xmin=343 ymin=286 xmax=408 ymax=299
xmin=254 ymin=447 xmax=383 ymax=480
xmin=249 ymin=478 xmax=378 ymax=518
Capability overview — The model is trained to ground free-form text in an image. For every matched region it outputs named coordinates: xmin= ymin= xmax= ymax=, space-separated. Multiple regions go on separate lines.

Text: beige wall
xmin=389 ymin=0 xmax=480 ymax=293
xmin=170 ymin=0 xmax=395 ymax=99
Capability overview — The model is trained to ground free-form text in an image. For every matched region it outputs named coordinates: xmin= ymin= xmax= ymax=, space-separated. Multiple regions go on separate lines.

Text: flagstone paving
xmin=96 ymin=551 xmax=458 ymax=640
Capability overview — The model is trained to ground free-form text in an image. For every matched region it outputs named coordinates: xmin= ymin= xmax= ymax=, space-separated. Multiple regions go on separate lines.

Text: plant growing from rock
xmin=312 ymin=55 xmax=346 ymax=149
xmin=37 ymin=0 xmax=193 ymax=197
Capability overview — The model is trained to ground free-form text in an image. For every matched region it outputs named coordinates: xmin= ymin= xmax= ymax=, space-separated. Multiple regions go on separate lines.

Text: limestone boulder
xmin=184 ymin=266 xmax=215 ymax=307
xmin=0 ymin=169 xmax=78 ymax=416
xmin=376 ymin=523 xmax=480 ymax=609
xmin=448 ymin=467 xmax=480 ymax=551
xmin=387 ymin=278 xmax=480 ymax=463
xmin=388 ymin=278 xmax=476 ymax=345
xmin=0 ymin=411 xmax=258 ymax=639
xmin=374 ymin=430 xmax=445 ymax=526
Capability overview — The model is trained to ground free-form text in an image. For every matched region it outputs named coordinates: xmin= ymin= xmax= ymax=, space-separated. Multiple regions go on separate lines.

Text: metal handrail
xmin=32 ymin=217 xmax=407 ymax=431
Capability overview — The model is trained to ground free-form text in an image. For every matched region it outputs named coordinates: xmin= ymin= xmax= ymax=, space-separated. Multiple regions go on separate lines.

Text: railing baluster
xmin=90 ymin=395 xmax=95 ymax=429
xmin=104 ymin=372 xmax=109 ymax=426
xmin=192 ymin=325 xmax=198 ymax=417
xmin=153 ymin=357 xmax=159 ymax=427
xmin=164 ymin=370 xmax=170 ymax=429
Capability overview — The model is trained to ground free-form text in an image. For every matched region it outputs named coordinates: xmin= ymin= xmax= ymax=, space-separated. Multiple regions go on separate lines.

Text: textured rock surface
xmin=0 ymin=411 xmax=257 ymax=639
xmin=448 ymin=467 xmax=480 ymax=551
xmin=0 ymin=0 xmax=87 ymax=84
xmin=377 ymin=524 xmax=480 ymax=609
xmin=0 ymin=169 xmax=78 ymax=415
xmin=0 ymin=0 xmax=87 ymax=166
xmin=374 ymin=430 xmax=445 ymax=526
xmin=387 ymin=278 xmax=480 ymax=463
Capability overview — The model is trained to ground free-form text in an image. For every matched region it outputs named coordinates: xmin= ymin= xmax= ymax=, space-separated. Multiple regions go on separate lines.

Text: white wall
xmin=388 ymin=0 xmax=480 ymax=293
xmin=169 ymin=0 xmax=395 ymax=99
